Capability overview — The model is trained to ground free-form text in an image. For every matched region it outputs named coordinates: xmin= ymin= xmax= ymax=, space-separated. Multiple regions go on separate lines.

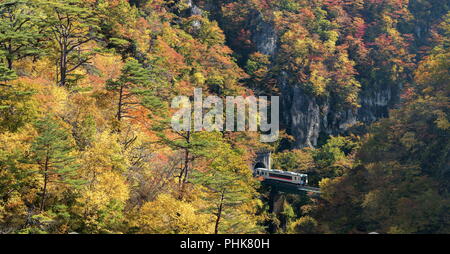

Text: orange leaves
xmin=89 ymin=54 xmax=124 ymax=87
xmin=153 ymin=37 xmax=187 ymax=76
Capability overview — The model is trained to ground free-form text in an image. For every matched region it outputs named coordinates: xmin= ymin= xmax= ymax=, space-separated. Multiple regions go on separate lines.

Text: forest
xmin=0 ymin=0 xmax=448 ymax=234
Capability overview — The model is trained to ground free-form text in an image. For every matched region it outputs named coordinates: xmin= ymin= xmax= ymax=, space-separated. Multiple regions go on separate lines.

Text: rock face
xmin=191 ymin=2 xmax=402 ymax=148
xmin=250 ymin=14 xmax=278 ymax=56
xmin=251 ymin=21 xmax=399 ymax=148
xmin=279 ymin=71 xmax=398 ymax=148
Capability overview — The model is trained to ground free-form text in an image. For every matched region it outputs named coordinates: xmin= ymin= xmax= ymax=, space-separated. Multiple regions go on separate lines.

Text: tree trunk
xmin=214 ymin=190 xmax=225 ymax=234
xmin=6 ymin=56 xmax=13 ymax=70
xmin=40 ymin=156 xmax=50 ymax=212
xmin=182 ymin=131 xmax=191 ymax=183
xmin=59 ymin=40 xmax=68 ymax=87
xmin=117 ymin=85 xmax=124 ymax=122
xmin=7 ymin=39 xmax=13 ymax=70
xmin=178 ymin=131 xmax=191 ymax=199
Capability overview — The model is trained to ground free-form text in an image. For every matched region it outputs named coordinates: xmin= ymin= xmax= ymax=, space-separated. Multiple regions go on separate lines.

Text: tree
xmin=0 ymin=63 xmax=16 ymax=86
xmin=0 ymin=0 xmax=43 ymax=70
xmin=0 ymin=81 xmax=36 ymax=133
xmin=41 ymin=0 xmax=100 ymax=87
xmin=106 ymin=58 xmax=153 ymax=122
xmin=0 ymin=128 xmax=41 ymax=233
xmin=190 ymin=132 xmax=261 ymax=234
xmin=30 ymin=115 xmax=81 ymax=212
xmin=136 ymin=194 xmax=212 ymax=234
xmin=289 ymin=216 xmax=319 ymax=234
xmin=0 ymin=66 xmax=37 ymax=133
xmin=106 ymin=57 xmax=167 ymax=126
xmin=152 ymin=125 xmax=224 ymax=199
xmin=311 ymin=15 xmax=450 ymax=233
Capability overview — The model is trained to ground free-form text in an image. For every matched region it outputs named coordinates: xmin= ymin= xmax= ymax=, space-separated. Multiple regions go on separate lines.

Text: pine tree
xmin=30 ymin=115 xmax=81 ymax=212
xmin=190 ymin=132 xmax=261 ymax=234
xmin=0 ymin=63 xmax=16 ymax=86
xmin=0 ymin=0 xmax=43 ymax=70
xmin=106 ymin=58 xmax=160 ymax=122
xmin=41 ymin=0 xmax=100 ymax=87
xmin=192 ymin=169 xmax=249 ymax=234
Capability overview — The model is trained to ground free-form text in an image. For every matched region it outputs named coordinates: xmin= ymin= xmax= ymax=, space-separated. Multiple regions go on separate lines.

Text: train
xmin=253 ymin=168 xmax=308 ymax=186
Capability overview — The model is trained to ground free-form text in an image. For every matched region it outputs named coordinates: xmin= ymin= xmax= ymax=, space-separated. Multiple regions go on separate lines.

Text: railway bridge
xmin=253 ymin=150 xmax=321 ymax=195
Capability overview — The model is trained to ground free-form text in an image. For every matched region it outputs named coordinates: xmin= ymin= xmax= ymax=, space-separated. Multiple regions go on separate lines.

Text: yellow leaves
xmin=90 ymin=54 xmax=124 ymax=87
xmin=0 ymin=127 xmax=37 ymax=176
xmin=273 ymin=10 xmax=283 ymax=23
xmin=78 ymin=131 xmax=129 ymax=176
xmin=387 ymin=226 xmax=409 ymax=234
xmin=73 ymin=131 xmax=130 ymax=232
xmin=246 ymin=52 xmax=270 ymax=80
xmin=362 ymin=190 xmax=382 ymax=210
xmin=75 ymin=170 xmax=129 ymax=213
xmin=15 ymin=57 xmax=55 ymax=82
xmin=137 ymin=194 xmax=213 ymax=234
xmin=153 ymin=37 xmax=187 ymax=76
xmin=0 ymin=80 xmax=39 ymax=132
xmin=400 ymin=132 xmax=421 ymax=150
xmin=0 ymin=127 xmax=41 ymax=223
xmin=288 ymin=216 xmax=319 ymax=234
xmin=183 ymin=16 xmax=226 ymax=47
xmin=72 ymin=169 xmax=129 ymax=233
xmin=309 ymin=68 xmax=328 ymax=96
xmin=35 ymin=82 xmax=69 ymax=116
xmin=326 ymin=30 xmax=339 ymax=46
xmin=272 ymin=148 xmax=315 ymax=173
xmin=192 ymin=72 xmax=206 ymax=86
xmin=0 ymin=191 xmax=27 ymax=226
xmin=191 ymin=132 xmax=250 ymax=175
xmin=435 ymin=111 xmax=450 ymax=130
xmin=415 ymin=51 xmax=450 ymax=96
xmin=318 ymin=177 xmax=338 ymax=201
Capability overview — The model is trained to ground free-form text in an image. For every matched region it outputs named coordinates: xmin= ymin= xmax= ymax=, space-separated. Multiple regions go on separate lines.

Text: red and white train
xmin=253 ymin=168 xmax=308 ymax=186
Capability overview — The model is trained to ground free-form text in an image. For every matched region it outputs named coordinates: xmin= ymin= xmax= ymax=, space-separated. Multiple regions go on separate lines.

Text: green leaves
xmin=39 ymin=0 xmax=101 ymax=87
xmin=0 ymin=0 xmax=44 ymax=69
xmin=106 ymin=58 xmax=167 ymax=122
xmin=31 ymin=116 xmax=77 ymax=173
xmin=0 ymin=63 xmax=17 ymax=84
xmin=30 ymin=115 xmax=82 ymax=211
xmin=189 ymin=132 xmax=261 ymax=234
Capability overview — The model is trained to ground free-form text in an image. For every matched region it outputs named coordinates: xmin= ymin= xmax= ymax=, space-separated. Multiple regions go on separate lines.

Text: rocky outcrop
xmin=191 ymin=1 xmax=402 ymax=148
xmin=278 ymin=69 xmax=398 ymax=148
xmin=250 ymin=14 xmax=278 ymax=56
xmin=254 ymin=24 xmax=398 ymax=148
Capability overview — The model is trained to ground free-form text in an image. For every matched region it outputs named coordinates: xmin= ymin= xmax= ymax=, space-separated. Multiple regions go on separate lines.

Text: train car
xmin=253 ymin=168 xmax=308 ymax=186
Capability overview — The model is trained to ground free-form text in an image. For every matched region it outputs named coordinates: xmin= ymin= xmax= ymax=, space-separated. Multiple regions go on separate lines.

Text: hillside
xmin=0 ymin=0 xmax=449 ymax=234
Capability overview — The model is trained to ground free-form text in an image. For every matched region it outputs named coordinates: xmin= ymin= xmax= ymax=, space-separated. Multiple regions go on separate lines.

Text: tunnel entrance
xmin=254 ymin=162 xmax=267 ymax=169
xmin=253 ymin=151 xmax=272 ymax=170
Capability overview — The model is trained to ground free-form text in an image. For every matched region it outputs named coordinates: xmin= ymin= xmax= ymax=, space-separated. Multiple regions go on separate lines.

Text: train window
xmin=269 ymin=173 xmax=293 ymax=180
